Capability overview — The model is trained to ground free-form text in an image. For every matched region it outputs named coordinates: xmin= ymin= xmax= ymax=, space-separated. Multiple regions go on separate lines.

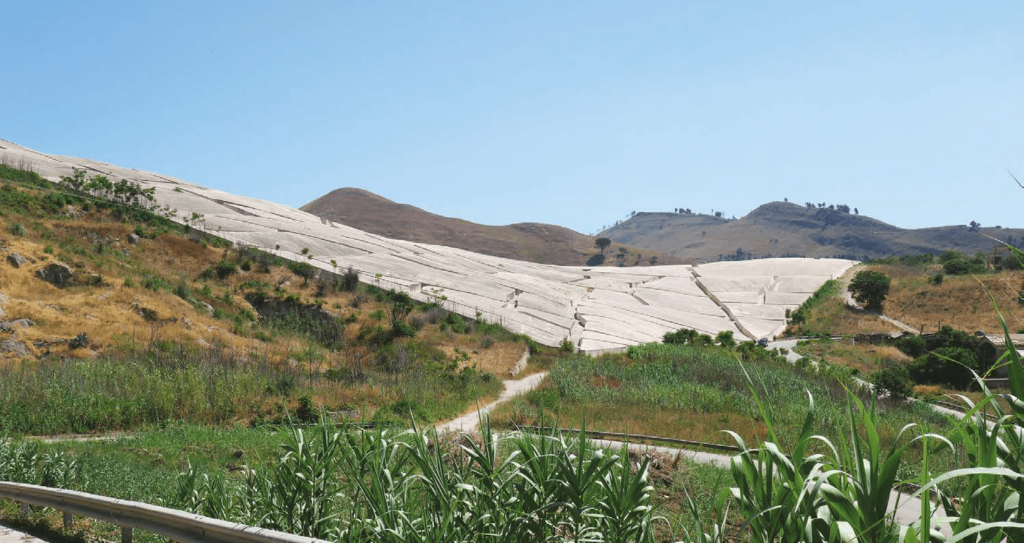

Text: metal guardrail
xmin=0 ymin=481 xmax=329 ymax=543
xmin=516 ymin=425 xmax=742 ymax=453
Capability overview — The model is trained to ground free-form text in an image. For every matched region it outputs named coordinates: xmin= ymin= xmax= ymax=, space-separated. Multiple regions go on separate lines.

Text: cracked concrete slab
xmin=0 ymin=140 xmax=857 ymax=352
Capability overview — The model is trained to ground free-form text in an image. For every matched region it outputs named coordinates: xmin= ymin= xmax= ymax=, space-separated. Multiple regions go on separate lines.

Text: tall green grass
xmin=538 ymin=344 xmax=951 ymax=452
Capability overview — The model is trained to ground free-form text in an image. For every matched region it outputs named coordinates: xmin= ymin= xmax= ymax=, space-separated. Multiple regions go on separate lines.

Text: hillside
xmin=601 ymin=201 xmax=1024 ymax=262
xmin=0 ymin=164 xmax=542 ymax=430
xmin=302 ymin=187 xmax=684 ymax=267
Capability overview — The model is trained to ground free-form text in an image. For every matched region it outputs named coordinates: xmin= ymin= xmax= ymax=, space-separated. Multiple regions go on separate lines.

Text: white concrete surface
xmin=0 ymin=139 xmax=857 ymax=352
xmin=0 ymin=524 xmax=44 ymax=543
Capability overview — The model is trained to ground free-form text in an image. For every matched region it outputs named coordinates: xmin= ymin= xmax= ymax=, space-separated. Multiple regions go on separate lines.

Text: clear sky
xmin=3 ymin=2 xmax=1022 ymax=234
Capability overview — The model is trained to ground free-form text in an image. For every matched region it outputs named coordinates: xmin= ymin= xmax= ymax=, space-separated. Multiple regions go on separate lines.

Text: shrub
xmin=909 ymin=346 xmax=978 ymax=389
xmin=929 ymin=272 xmax=944 ymax=285
xmin=849 ymin=270 xmax=890 ymax=311
xmin=341 ymin=266 xmax=359 ymax=292
xmin=560 ymin=338 xmax=575 ymax=352
xmin=214 ymin=260 xmax=237 ymax=280
xmin=663 ymin=328 xmax=699 ymax=345
xmin=871 ymin=363 xmax=915 ymax=400
xmin=715 ymin=330 xmax=736 ymax=348
xmin=408 ymin=313 xmax=427 ymax=330
xmin=9 ymin=222 xmax=25 ymax=236
xmin=174 ymin=280 xmax=193 ymax=301
xmin=894 ymin=334 xmax=926 ymax=357
xmin=441 ymin=312 xmax=469 ymax=334
xmin=391 ymin=321 xmax=417 ymax=339
xmin=296 ymin=396 xmax=317 ymax=423
xmin=69 ymin=333 xmax=90 ymax=350
xmin=287 ymin=261 xmax=316 ymax=284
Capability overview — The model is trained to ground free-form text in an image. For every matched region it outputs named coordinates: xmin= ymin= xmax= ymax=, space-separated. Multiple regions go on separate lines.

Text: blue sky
xmin=3 ymin=2 xmax=1022 ymax=234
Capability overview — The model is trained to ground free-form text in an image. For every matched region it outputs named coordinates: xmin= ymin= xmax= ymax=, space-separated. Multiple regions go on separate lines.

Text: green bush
xmin=894 ymin=334 xmax=926 ymax=357
xmin=286 ymin=261 xmax=316 ymax=284
xmin=940 ymin=251 xmax=988 ymax=275
xmin=214 ymin=260 xmax=237 ymax=280
xmin=663 ymin=328 xmax=699 ymax=345
xmin=909 ymin=346 xmax=978 ymax=388
xmin=715 ymin=330 xmax=736 ymax=348
xmin=441 ymin=312 xmax=469 ymax=334
xmin=849 ymin=270 xmax=890 ymax=311
xmin=871 ymin=363 xmax=915 ymax=400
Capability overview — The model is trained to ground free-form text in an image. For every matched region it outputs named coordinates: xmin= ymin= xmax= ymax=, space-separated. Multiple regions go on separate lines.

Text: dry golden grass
xmin=796 ymin=340 xmax=910 ymax=375
xmin=0 ymin=212 xmax=528 ymax=384
xmin=870 ymin=264 xmax=1024 ymax=335
xmin=785 ymin=295 xmax=901 ymax=336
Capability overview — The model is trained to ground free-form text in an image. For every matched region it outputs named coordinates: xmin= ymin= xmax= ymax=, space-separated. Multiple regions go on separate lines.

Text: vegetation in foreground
xmin=491 ymin=341 xmax=953 ymax=474
xmin=6 ymin=345 xmax=1024 ymax=542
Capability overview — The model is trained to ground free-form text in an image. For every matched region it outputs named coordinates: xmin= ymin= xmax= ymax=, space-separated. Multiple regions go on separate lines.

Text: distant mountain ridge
xmin=302 ymin=188 xmax=683 ymax=267
xmin=599 ymin=201 xmax=1023 ymax=262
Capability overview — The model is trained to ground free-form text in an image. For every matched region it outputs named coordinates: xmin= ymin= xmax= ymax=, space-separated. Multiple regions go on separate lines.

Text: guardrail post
xmin=121 ymin=526 xmax=133 ymax=543
xmin=63 ymin=511 xmax=73 ymax=529
xmin=20 ymin=502 xmax=28 ymax=515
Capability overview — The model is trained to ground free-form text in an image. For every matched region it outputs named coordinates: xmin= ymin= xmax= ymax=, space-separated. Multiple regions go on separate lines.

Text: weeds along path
xmin=435 ymin=371 xmax=548 ymax=433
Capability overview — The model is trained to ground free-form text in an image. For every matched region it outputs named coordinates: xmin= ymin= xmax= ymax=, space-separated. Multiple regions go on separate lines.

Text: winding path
xmin=435 ymin=371 xmax=548 ymax=433
xmin=436 ymin=351 xmax=942 ymax=531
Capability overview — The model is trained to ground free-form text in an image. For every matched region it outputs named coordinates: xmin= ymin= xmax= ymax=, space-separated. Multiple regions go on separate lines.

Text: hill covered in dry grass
xmin=601 ymin=201 xmax=1024 ymax=262
xmin=302 ymin=187 xmax=684 ymax=267
xmin=0 ymin=165 xmax=554 ymax=432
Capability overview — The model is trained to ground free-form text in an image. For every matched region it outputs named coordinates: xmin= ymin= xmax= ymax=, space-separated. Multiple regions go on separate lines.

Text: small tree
xmin=595 ymin=237 xmax=611 ymax=255
xmin=871 ymin=363 xmax=915 ymax=400
xmin=849 ymin=270 xmax=890 ymax=311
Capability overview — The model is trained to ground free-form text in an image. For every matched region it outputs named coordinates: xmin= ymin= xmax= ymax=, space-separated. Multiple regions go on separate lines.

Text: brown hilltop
xmin=301 ymin=188 xmax=684 ymax=267
xmin=601 ymin=201 xmax=1024 ymax=262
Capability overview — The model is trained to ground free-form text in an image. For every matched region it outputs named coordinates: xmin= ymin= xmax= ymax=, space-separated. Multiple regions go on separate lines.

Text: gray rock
xmin=36 ymin=263 xmax=73 ymax=287
xmin=0 ymin=292 xmax=8 ymax=304
xmin=0 ymin=339 xmax=28 ymax=356
xmin=0 ymin=319 xmax=34 ymax=331
xmin=0 ymin=307 xmax=5 ymax=319
xmin=127 ymin=233 xmax=141 ymax=244
xmin=200 ymin=302 xmax=214 ymax=315
xmin=6 ymin=253 xmax=27 ymax=268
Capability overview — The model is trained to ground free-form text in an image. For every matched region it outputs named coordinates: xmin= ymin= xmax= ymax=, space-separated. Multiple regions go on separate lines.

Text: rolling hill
xmin=301 ymin=188 xmax=684 ymax=267
xmin=599 ymin=201 xmax=1024 ymax=262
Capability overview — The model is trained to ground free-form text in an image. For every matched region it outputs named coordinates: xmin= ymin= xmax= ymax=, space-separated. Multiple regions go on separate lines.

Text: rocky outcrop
xmin=0 ymin=339 xmax=29 ymax=356
xmin=0 ymin=319 xmax=34 ymax=331
xmin=36 ymin=263 xmax=73 ymax=287
xmin=6 ymin=253 xmax=28 ymax=268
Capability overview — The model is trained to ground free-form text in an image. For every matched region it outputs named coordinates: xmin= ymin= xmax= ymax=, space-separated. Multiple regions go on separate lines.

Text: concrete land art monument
xmin=0 ymin=139 xmax=855 ymax=353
